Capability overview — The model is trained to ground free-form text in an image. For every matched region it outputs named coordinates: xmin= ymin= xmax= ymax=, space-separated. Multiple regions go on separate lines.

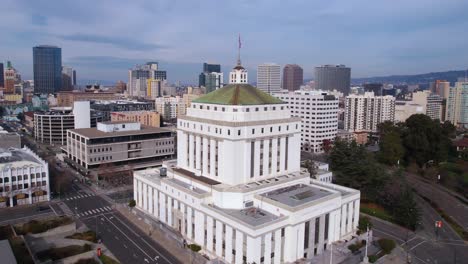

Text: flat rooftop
xmin=210 ymin=205 xmax=280 ymax=227
xmin=69 ymin=125 xmax=172 ymax=139
xmin=172 ymin=167 xmax=221 ymax=186
xmin=261 ymin=184 xmax=333 ymax=207
xmin=0 ymin=240 xmax=16 ymax=264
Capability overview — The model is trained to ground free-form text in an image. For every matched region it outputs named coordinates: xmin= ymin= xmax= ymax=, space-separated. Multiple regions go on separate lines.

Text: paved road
xmin=62 ymin=183 xmax=180 ymax=264
xmin=369 ymin=194 xmax=468 ymax=264
xmin=406 ymin=173 xmax=468 ymax=230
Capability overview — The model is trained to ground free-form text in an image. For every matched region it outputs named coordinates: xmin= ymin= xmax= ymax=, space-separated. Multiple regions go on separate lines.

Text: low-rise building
xmin=57 ymin=91 xmax=117 ymax=107
xmin=0 ymin=147 xmax=50 ymax=208
xmin=90 ymin=100 xmax=154 ymax=121
xmin=65 ymin=121 xmax=174 ymax=174
xmin=111 ymin=111 xmax=160 ymax=127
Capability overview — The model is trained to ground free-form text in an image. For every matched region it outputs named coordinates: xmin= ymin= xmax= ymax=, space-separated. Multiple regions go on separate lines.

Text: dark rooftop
xmin=69 ymin=125 xmax=172 ymax=139
xmin=172 ymin=167 xmax=221 ymax=186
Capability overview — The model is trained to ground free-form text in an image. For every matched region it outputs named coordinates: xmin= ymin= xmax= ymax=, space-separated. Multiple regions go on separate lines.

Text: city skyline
xmin=1 ymin=0 xmax=468 ymax=84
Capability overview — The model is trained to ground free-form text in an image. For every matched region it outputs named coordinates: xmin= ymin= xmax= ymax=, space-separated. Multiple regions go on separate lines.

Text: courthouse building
xmin=133 ymin=58 xmax=360 ymax=263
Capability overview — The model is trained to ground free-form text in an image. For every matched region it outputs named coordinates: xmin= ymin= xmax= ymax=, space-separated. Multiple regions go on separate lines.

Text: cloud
xmin=58 ymin=34 xmax=164 ymax=51
xmin=31 ymin=14 xmax=47 ymax=26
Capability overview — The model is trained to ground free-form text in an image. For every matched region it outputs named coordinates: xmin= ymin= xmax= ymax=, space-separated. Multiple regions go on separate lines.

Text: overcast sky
xmin=2 ymin=0 xmax=468 ymax=84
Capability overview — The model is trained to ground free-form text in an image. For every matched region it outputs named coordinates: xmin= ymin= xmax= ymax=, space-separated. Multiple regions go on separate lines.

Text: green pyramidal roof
xmin=193 ymin=84 xmax=284 ymax=105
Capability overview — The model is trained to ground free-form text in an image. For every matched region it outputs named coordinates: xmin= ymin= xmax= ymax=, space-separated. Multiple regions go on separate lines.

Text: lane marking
xmin=103 ymin=214 xmax=154 ymax=262
xmin=409 ymin=240 xmax=426 ymax=251
xmin=112 ymin=213 xmax=172 ymax=264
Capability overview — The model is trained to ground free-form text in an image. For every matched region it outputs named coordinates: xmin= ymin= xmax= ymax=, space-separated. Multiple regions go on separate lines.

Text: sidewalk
xmin=115 ymin=204 xmax=208 ymax=264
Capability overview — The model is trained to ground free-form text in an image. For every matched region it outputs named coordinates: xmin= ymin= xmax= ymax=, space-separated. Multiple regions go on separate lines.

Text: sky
xmin=1 ymin=0 xmax=468 ymax=85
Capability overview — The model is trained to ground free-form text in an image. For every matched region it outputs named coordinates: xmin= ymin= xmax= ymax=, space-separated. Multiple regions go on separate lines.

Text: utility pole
xmin=361 ymin=225 xmax=369 ymax=263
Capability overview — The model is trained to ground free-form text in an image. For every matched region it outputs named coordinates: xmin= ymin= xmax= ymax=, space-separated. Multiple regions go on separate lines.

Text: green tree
xmin=128 ymin=199 xmax=136 ymax=208
xmin=378 ymin=131 xmax=404 ymax=165
xmin=392 ymin=187 xmax=421 ymax=230
xmin=358 ymin=216 xmax=373 ymax=234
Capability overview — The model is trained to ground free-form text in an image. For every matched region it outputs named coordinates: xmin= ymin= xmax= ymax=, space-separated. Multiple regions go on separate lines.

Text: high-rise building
xmin=430 ymin=80 xmax=450 ymax=99
xmin=426 ymin=93 xmax=443 ymax=121
xmin=275 ymin=90 xmax=339 ymax=153
xmin=257 ymin=63 xmax=281 ymax=94
xmin=344 ymin=92 xmax=395 ymax=132
xmin=4 ymin=61 xmax=19 ymax=94
xmin=315 ymin=65 xmax=351 ymax=95
xmin=0 ymin=62 xmax=4 ymax=88
xmin=128 ymin=62 xmax=166 ymax=98
xmin=446 ymin=82 xmax=468 ymax=128
xmin=199 ymin=63 xmax=223 ymax=93
xmin=33 ymin=45 xmax=62 ymax=94
xmin=134 ymin=56 xmax=360 ymax=264
xmin=155 ymin=96 xmax=186 ymax=119
xmin=61 ymin=66 xmax=76 ymax=91
xmin=363 ymin=83 xmax=383 ymax=96
xmin=282 ymin=64 xmax=303 ymax=91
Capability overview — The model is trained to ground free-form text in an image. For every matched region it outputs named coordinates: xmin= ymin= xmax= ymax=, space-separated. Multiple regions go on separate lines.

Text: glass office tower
xmin=33 ymin=45 xmax=62 ymax=94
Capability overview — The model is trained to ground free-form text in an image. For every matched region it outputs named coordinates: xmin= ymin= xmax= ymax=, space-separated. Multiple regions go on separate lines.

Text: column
xmin=353 ymin=200 xmax=360 ymax=230
xmin=273 ymin=229 xmax=282 ymax=264
xmin=215 ymin=220 xmax=223 ymax=257
xmin=264 ymin=233 xmax=272 ymax=264
xmin=296 ymin=223 xmax=305 ymax=259
xmin=167 ymin=196 xmax=173 ymax=227
xmin=307 ymin=219 xmax=315 ymax=257
xmin=153 ymin=189 xmax=159 ymax=218
xmin=202 ymin=137 xmax=209 ymax=175
xmin=246 ymin=236 xmax=261 ymax=264
xmin=279 ymin=137 xmax=286 ymax=173
xmin=283 ymin=226 xmax=296 ymax=262
xmin=28 ymin=190 xmax=32 ymax=204
xmin=148 ymin=187 xmax=153 ymax=215
xmin=210 ymin=139 xmax=216 ymax=177
xmin=328 ymin=211 xmax=337 ymax=243
xmin=347 ymin=202 xmax=353 ymax=233
xmin=217 ymin=140 xmax=224 ymax=178
xmin=207 ymin=216 xmax=214 ymax=253
xmin=180 ymin=202 xmax=186 ymax=235
xmin=194 ymin=210 xmax=205 ymax=246
xmin=177 ymin=131 xmax=187 ymax=168
xmin=195 ymin=135 xmax=201 ymax=170
xmin=137 ymin=180 xmax=143 ymax=208
xmin=340 ymin=204 xmax=347 ymax=237
xmin=159 ymin=193 xmax=166 ymax=223
xmin=189 ymin=134 xmax=194 ymax=169
xmin=142 ymin=183 xmax=148 ymax=211
xmin=187 ymin=206 xmax=193 ymax=240
xmin=133 ymin=178 xmax=138 ymax=204
xmin=225 ymin=225 xmax=233 ymax=263
xmin=254 ymin=141 xmax=261 ymax=177
xmin=235 ymin=230 xmax=244 ymax=264
xmin=263 ymin=140 xmax=269 ymax=176
xmin=271 ymin=138 xmax=278 ymax=175
xmin=317 ymin=215 xmax=325 ymax=254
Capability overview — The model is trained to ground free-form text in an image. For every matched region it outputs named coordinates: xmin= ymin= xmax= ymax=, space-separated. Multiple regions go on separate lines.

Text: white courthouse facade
xmin=134 ymin=60 xmax=360 ymax=263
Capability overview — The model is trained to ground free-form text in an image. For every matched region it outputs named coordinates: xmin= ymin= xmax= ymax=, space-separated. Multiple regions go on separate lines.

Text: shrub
xmin=36 ymin=245 xmax=88 ymax=261
xmin=188 ymin=244 xmax=201 ymax=252
xmin=66 ymin=231 xmax=97 ymax=243
xmin=75 ymin=258 xmax=99 ymax=264
xmin=128 ymin=199 xmax=136 ymax=208
xmin=15 ymin=217 xmax=72 ymax=235
xmin=348 ymin=244 xmax=359 ymax=253
xmin=378 ymin=238 xmax=396 ymax=254
xmin=83 ymin=244 xmax=92 ymax=251
xmin=358 ymin=216 xmax=372 ymax=234
xmin=369 ymin=255 xmax=379 ymax=263
xmin=99 ymin=254 xmax=120 ymax=264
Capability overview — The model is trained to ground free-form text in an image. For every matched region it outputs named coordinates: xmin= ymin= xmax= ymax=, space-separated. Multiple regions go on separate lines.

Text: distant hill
xmin=351 ymin=70 xmax=467 ymax=85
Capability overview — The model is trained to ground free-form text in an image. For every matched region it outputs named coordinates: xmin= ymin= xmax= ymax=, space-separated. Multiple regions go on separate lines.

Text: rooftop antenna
xmin=237 ymin=34 xmax=242 ymax=66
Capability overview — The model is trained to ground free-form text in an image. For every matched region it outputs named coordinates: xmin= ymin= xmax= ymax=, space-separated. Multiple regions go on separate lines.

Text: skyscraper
xmin=0 ymin=63 xmax=4 ymax=88
xmin=128 ymin=62 xmax=166 ymax=98
xmin=430 ymin=80 xmax=450 ymax=99
xmin=62 ymin=66 xmax=76 ymax=91
xmin=257 ymin=63 xmax=281 ymax=94
xmin=4 ymin=61 xmax=18 ymax=94
xmin=33 ymin=45 xmax=62 ymax=94
xmin=446 ymin=81 xmax=468 ymax=128
xmin=282 ymin=64 xmax=303 ymax=91
xmin=199 ymin=63 xmax=223 ymax=93
xmin=315 ymin=64 xmax=351 ymax=95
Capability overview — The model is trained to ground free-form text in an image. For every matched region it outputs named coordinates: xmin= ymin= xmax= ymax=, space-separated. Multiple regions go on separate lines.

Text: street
xmin=62 ymin=182 xmax=180 ymax=264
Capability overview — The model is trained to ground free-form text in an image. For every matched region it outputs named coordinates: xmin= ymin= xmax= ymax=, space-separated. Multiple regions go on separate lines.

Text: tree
xmin=303 ymin=159 xmax=317 ymax=178
xmin=128 ymin=199 xmax=136 ymax=208
xmin=358 ymin=216 xmax=373 ymax=235
xmin=378 ymin=238 xmax=396 ymax=254
xmin=378 ymin=131 xmax=404 ymax=166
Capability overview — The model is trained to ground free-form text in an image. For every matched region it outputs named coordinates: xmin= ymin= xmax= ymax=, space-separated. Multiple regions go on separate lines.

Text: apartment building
xmin=111 ymin=111 xmax=160 ymax=127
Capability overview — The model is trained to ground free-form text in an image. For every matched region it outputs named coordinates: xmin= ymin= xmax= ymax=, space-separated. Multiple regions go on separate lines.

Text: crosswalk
xmin=77 ymin=206 xmax=113 ymax=218
xmin=64 ymin=193 xmax=94 ymax=201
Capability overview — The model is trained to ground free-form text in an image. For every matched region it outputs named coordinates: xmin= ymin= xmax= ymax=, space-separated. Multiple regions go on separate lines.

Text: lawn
xmin=15 ymin=216 xmax=73 ymax=235
xmin=36 ymin=244 xmax=92 ymax=262
xmin=99 ymin=254 xmax=120 ymax=264
xmin=360 ymin=202 xmax=394 ymax=222
xmin=66 ymin=231 xmax=98 ymax=243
